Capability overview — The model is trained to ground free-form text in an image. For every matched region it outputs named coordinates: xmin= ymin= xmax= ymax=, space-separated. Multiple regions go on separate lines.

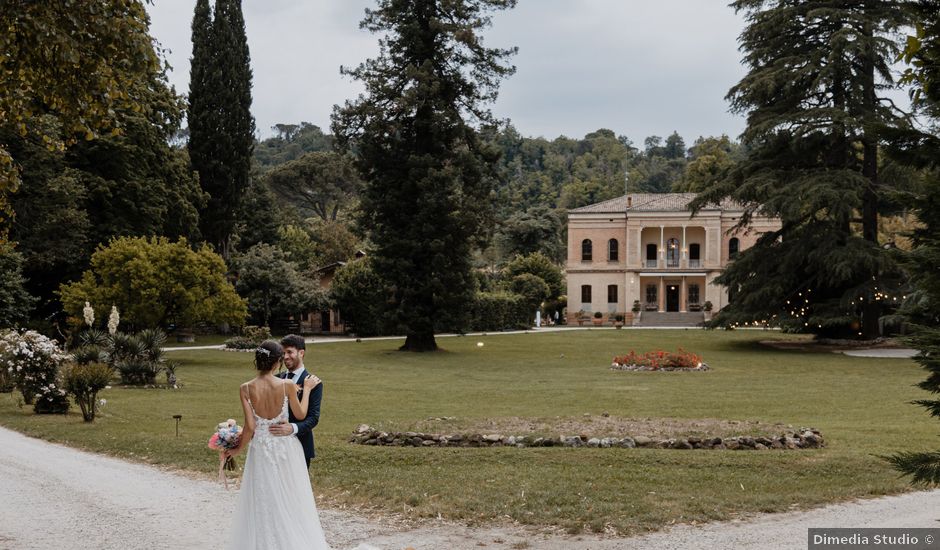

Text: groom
xmin=268 ymin=334 xmax=322 ymax=468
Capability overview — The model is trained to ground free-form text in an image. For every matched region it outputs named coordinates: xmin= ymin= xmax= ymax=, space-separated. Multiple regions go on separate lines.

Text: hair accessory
xmin=256 ymin=347 xmax=271 ymax=356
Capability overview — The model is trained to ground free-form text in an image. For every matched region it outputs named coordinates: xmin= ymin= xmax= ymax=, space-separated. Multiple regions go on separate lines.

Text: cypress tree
xmin=332 ymin=0 xmax=517 ymax=351
xmin=693 ymin=0 xmax=911 ymax=338
xmin=188 ymin=0 xmax=255 ymax=258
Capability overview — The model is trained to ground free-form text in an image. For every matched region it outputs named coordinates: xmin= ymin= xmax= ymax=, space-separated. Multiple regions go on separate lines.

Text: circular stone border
xmin=610 ymin=363 xmax=710 ymax=372
xmin=348 ymin=425 xmax=824 ymax=450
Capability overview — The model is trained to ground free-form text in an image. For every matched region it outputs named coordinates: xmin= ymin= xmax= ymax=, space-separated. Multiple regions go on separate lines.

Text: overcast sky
xmin=146 ymin=1 xmax=751 ymax=144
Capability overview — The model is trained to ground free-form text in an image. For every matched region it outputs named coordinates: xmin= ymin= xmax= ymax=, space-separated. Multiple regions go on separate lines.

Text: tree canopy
xmin=59 ymin=237 xmax=246 ymax=330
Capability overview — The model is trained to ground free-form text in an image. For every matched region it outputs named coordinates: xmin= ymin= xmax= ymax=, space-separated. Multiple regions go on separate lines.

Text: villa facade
xmin=565 ymin=193 xmax=780 ymax=324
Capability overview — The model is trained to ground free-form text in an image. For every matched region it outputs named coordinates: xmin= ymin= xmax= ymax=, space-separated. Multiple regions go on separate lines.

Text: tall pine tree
xmin=332 ymin=0 xmax=516 ymax=351
xmin=693 ymin=0 xmax=912 ymax=338
xmin=188 ymin=0 xmax=255 ymax=258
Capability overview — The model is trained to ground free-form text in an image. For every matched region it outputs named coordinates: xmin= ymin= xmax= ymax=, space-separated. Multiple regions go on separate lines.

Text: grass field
xmin=0 ymin=329 xmax=932 ymax=535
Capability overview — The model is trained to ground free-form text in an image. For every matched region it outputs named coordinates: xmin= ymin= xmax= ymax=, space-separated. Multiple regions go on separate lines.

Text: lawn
xmin=0 ymin=329 xmax=933 ymax=535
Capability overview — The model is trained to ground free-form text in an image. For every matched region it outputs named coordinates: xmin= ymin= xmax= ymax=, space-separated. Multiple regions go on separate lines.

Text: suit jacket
xmin=280 ymin=369 xmax=322 ymax=466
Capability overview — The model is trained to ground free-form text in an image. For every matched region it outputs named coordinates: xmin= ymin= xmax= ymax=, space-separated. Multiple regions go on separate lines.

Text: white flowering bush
xmin=0 ymin=330 xmax=71 ymax=413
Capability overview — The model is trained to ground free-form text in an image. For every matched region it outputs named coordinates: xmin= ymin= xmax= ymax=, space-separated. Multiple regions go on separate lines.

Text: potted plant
xmin=576 ymin=310 xmax=586 ymax=327
xmin=614 ymin=314 xmax=624 ymax=329
xmin=592 ymin=311 xmax=604 ymax=326
xmin=631 ymin=300 xmax=642 ymax=326
xmin=703 ymin=300 xmax=713 ymax=321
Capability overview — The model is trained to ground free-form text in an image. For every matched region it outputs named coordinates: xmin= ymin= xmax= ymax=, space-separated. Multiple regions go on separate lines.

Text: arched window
xmin=581 ymin=239 xmax=592 ymax=261
xmin=666 ymin=238 xmax=680 ymax=267
xmin=608 ymin=238 xmax=618 ymax=261
xmin=646 ymin=243 xmax=657 ymax=267
xmin=729 ymin=237 xmax=740 ymax=259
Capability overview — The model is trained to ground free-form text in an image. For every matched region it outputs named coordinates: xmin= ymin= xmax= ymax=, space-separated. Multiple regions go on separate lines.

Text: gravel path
xmin=2 ymin=426 xmax=939 ymax=550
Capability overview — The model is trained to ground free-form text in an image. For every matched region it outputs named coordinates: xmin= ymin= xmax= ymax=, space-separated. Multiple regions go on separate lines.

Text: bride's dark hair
xmin=255 ymin=340 xmax=284 ymax=372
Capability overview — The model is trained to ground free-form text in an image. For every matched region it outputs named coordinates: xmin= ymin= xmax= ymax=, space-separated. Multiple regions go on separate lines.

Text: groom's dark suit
xmin=279 ymin=369 xmax=322 ymax=467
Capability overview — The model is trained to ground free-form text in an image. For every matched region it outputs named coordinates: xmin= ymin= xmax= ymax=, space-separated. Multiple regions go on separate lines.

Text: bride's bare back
xmin=243 ymin=376 xmax=294 ymax=420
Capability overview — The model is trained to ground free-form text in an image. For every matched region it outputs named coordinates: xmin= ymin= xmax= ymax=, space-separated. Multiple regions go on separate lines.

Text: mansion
xmin=566 ymin=193 xmax=780 ymax=324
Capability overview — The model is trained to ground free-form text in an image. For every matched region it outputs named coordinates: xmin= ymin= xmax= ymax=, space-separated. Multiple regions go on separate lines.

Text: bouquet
xmin=208 ymin=418 xmax=242 ymax=488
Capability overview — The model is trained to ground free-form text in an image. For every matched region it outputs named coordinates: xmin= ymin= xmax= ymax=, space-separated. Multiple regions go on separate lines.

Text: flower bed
xmin=611 ymin=348 xmax=708 ymax=371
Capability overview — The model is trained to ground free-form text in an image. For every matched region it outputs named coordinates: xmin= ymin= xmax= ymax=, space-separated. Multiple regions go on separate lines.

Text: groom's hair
xmin=280 ymin=334 xmax=305 ymax=351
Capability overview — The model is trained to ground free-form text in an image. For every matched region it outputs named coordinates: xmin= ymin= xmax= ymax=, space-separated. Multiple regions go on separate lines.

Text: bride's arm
xmin=227 ymin=384 xmax=255 ymax=457
xmin=287 ymin=377 xmax=319 ymax=419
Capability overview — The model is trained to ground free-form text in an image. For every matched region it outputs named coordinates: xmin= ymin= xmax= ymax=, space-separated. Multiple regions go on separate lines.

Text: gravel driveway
xmin=1 ymin=426 xmax=938 ymax=550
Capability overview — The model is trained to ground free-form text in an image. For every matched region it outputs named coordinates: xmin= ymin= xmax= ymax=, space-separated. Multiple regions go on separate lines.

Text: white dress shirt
xmin=285 ymin=366 xmax=306 ymax=435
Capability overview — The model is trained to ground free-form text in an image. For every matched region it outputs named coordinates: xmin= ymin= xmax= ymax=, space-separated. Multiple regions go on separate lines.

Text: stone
xmin=632 ymin=436 xmax=652 ymax=447
xmin=364 ymin=438 xmax=378 ymax=446
xmin=754 ymin=443 xmax=768 ymax=450
xmin=587 ymin=438 xmax=601 ymax=447
xmin=409 ymin=437 xmax=423 ymax=447
xmin=507 ymin=436 xmax=517 ymax=445
xmin=670 ymin=439 xmax=693 ymax=450
xmin=563 ymin=436 xmax=583 ymax=447
xmin=483 ymin=434 xmax=502 ymax=443
xmin=618 ymin=437 xmax=636 ymax=448
xmin=599 ymin=438 xmax=612 ymax=448
xmin=421 ymin=439 xmax=437 ymax=447
xmin=355 ymin=424 xmax=372 ymax=434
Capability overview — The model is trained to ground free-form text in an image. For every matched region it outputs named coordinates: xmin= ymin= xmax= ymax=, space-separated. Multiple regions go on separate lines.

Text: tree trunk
xmin=400 ymin=332 xmax=438 ymax=352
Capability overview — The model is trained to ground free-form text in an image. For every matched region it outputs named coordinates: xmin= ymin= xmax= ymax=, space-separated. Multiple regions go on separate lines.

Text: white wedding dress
xmin=229 ymin=394 xmax=331 ymax=550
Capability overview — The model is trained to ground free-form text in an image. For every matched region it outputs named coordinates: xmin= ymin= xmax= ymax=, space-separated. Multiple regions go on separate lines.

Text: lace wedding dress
xmin=229 ymin=395 xmax=331 ymax=550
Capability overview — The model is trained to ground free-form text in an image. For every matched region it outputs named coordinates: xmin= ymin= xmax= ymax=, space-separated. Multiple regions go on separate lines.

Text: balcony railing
xmin=645 ymin=259 xmax=658 ymax=268
xmin=688 ymin=259 xmax=701 ymax=268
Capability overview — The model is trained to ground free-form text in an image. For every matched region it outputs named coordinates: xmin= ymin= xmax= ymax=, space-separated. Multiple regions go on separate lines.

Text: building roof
xmin=568 ymin=193 xmax=741 ymax=214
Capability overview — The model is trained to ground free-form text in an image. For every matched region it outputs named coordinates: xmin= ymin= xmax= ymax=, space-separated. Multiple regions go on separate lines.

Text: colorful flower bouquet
xmin=208 ymin=418 xmax=243 ymax=488
xmin=611 ymin=348 xmax=708 ymax=371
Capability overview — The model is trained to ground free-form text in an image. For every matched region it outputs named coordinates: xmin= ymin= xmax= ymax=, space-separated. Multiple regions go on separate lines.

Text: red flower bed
xmin=611 ymin=348 xmax=706 ymax=370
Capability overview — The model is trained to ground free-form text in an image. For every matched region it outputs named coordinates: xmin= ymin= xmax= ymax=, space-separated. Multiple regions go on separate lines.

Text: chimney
xmin=627 ymin=196 xmax=632 ymax=208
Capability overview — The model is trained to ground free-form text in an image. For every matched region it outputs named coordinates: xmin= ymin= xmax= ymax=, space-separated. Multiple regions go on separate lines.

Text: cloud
xmin=148 ymin=1 xmax=750 ymax=142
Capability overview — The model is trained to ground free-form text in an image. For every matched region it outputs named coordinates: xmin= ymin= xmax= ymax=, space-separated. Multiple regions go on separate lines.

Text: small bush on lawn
xmin=63 ymin=362 xmax=112 ymax=422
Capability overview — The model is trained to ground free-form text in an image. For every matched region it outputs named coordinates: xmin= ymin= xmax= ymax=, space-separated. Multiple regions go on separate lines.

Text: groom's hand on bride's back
xmin=269 ymin=421 xmax=294 ymax=436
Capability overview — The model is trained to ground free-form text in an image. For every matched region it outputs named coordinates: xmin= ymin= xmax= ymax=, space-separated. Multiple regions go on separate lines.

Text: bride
xmin=225 ymin=340 xmax=331 ymax=549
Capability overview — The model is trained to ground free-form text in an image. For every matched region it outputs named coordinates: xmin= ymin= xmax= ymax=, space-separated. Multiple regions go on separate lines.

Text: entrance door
xmin=666 ymin=284 xmax=680 ymax=312
xmin=320 ymin=311 xmax=332 ymax=333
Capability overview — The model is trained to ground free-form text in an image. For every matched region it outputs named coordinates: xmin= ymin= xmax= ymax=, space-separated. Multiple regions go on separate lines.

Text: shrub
xmin=703 ymin=301 xmax=713 ymax=312
xmin=632 ymin=300 xmax=641 ymax=313
xmin=615 ymin=314 xmax=624 ymax=322
xmin=593 ymin=311 xmax=603 ymax=319
xmin=470 ymin=291 xmax=531 ymax=331
xmin=63 ymin=362 xmax=112 ymax=421
xmin=243 ymin=325 xmax=272 ymax=342
xmin=225 ymin=336 xmax=257 ymax=350
xmin=0 ymin=330 xmax=70 ymax=412
xmin=225 ymin=325 xmax=272 ymax=350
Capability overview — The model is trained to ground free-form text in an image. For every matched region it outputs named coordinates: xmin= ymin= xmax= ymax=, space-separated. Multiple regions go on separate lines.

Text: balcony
xmin=688 ymin=259 xmax=701 ymax=268
xmin=644 ymin=259 xmax=658 ymax=268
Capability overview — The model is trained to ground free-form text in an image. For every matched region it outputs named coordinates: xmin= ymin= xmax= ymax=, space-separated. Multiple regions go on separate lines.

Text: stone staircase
xmin=636 ymin=311 xmax=705 ymax=327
